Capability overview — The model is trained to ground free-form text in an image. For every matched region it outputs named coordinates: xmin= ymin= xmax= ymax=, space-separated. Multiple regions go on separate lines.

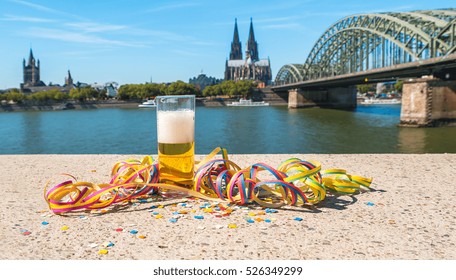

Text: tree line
xmin=0 ymin=87 xmax=106 ymax=103
xmin=0 ymin=80 xmax=258 ymax=103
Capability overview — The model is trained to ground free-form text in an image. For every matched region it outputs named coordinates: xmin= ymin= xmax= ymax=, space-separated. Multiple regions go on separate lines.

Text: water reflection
xmin=21 ymin=112 xmax=44 ymax=153
xmin=397 ymin=127 xmax=426 ymax=153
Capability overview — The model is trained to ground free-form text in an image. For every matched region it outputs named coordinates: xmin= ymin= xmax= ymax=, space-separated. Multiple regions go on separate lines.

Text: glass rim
xmin=156 ymin=95 xmax=195 ymax=99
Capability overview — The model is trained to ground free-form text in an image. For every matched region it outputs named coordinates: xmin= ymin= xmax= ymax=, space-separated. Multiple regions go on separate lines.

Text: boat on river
xmin=360 ymin=98 xmax=401 ymax=105
xmin=138 ymin=99 xmax=156 ymax=108
xmin=227 ymin=98 xmax=269 ymax=106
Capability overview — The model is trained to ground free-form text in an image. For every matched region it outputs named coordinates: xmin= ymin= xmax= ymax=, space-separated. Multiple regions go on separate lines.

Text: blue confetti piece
xmin=247 ymin=219 xmax=255 ymax=223
xmin=265 ymin=208 xmax=278 ymax=213
xmin=107 ymin=242 xmax=115 ymax=247
xmin=150 ymin=205 xmax=157 ymax=209
xmin=194 ymin=215 xmax=204 ymax=220
xmin=366 ymin=202 xmax=375 ymax=206
xmin=41 ymin=221 xmax=49 ymax=225
xmin=130 ymin=230 xmax=138 ymax=235
xmin=294 ymin=217 xmax=303 ymax=221
xmin=152 ymin=212 xmax=159 ymax=215
xmin=172 ymin=212 xmax=180 ymax=215
xmin=180 ymin=203 xmax=187 ymax=207
xmin=264 ymin=219 xmax=271 ymax=223
xmin=169 ymin=218 xmax=178 ymax=223
xmin=139 ymin=199 xmax=148 ymax=203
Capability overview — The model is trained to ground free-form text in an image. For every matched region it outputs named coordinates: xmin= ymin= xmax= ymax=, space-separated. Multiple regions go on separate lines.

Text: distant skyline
xmin=1 ymin=0 xmax=454 ymax=89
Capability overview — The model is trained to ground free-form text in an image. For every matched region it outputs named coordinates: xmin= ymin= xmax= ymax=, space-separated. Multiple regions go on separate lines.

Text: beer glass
xmin=156 ymin=95 xmax=195 ymax=185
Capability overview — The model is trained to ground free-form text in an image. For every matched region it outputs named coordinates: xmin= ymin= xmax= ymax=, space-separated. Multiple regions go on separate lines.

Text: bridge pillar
xmin=400 ymin=78 xmax=456 ymax=127
xmin=287 ymin=89 xmax=319 ymax=108
xmin=288 ymin=86 xmax=357 ymax=109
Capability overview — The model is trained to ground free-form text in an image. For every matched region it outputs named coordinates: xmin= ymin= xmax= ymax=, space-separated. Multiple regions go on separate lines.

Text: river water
xmin=1 ymin=105 xmax=455 ymax=154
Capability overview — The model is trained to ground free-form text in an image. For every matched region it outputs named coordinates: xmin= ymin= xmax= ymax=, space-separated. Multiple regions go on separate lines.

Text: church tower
xmin=65 ymin=70 xmax=73 ymax=87
xmin=229 ymin=18 xmax=243 ymax=60
xmin=23 ymin=48 xmax=41 ymax=87
xmin=247 ymin=18 xmax=259 ymax=61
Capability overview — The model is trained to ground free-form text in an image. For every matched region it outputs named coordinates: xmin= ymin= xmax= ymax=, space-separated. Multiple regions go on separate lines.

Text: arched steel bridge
xmin=275 ymin=9 xmax=456 ymax=85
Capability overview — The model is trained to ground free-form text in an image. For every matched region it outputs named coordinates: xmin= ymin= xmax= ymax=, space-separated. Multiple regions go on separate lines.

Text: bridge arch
xmin=275 ymin=9 xmax=456 ymax=84
xmin=275 ymin=64 xmax=304 ymax=84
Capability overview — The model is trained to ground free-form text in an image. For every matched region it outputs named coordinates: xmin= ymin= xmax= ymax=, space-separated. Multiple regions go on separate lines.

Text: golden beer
xmin=158 ymin=142 xmax=194 ymax=183
xmin=156 ymin=97 xmax=195 ymax=186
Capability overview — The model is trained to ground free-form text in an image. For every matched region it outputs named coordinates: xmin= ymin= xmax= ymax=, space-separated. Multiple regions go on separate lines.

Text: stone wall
xmin=400 ymin=78 xmax=456 ymax=127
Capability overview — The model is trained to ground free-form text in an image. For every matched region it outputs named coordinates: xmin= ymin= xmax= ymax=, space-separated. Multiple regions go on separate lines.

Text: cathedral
xmin=224 ymin=18 xmax=272 ymax=86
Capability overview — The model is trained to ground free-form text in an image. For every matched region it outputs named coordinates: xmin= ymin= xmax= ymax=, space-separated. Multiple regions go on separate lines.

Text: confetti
xmin=264 ymin=219 xmax=272 ymax=223
xmin=41 ymin=221 xmax=49 ymax=225
xmin=115 ymin=228 xmax=123 ymax=232
xmin=214 ymin=225 xmax=224 ymax=229
xmin=293 ymin=217 xmax=303 ymax=221
xmin=138 ymin=235 xmax=147 ymax=239
xmin=102 ymin=241 xmax=114 ymax=247
xmin=88 ymin=243 xmax=98 ymax=248
xmin=248 ymin=212 xmax=256 ymax=216
xmin=228 ymin=223 xmax=237 ymax=228
xmin=130 ymin=230 xmax=138 ymax=235
xmin=22 ymin=231 xmax=31 ymax=236
xmin=169 ymin=218 xmax=178 ymax=223
xmin=98 ymin=249 xmax=108 ymax=255
xmin=367 ymin=202 xmax=375 ymax=206
xmin=246 ymin=219 xmax=255 ymax=223
xmin=194 ymin=215 xmax=204 ymax=219
xmin=155 ymin=214 xmax=163 ymax=219
xmin=61 ymin=225 xmax=69 ymax=230
xmin=265 ymin=208 xmax=278 ymax=213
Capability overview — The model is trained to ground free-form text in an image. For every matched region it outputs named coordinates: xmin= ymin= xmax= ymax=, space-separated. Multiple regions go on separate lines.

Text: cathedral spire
xmin=229 ymin=18 xmax=242 ymax=60
xmin=247 ymin=17 xmax=259 ymax=61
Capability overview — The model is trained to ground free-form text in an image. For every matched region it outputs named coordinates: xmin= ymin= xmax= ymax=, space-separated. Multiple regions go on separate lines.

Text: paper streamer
xmin=44 ymin=147 xmax=372 ymax=214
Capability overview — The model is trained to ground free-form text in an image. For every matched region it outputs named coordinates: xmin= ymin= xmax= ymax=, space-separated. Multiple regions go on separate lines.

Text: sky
xmin=0 ymin=0 xmax=454 ymax=89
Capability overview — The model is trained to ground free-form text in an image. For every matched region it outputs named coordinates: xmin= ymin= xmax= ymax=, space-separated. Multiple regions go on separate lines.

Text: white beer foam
xmin=157 ymin=110 xmax=195 ymax=143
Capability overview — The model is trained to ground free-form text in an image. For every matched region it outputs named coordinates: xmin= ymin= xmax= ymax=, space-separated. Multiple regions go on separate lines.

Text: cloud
xmin=24 ymin=27 xmax=146 ymax=47
xmin=9 ymin=0 xmax=84 ymax=20
xmin=145 ymin=2 xmax=200 ymax=13
xmin=9 ymin=0 xmax=62 ymax=14
xmin=65 ymin=22 xmax=128 ymax=33
xmin=1 ymin=14 xmax=56 ymax=23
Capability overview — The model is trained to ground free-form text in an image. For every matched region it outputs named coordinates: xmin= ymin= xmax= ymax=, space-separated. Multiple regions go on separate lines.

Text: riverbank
xmin=0 ymin=100 xmax=141 ymax=112
xmin=1 ymin=153 xmax=454 ymax=260
xmin=0 ymin=91 xmax=289 ymax=112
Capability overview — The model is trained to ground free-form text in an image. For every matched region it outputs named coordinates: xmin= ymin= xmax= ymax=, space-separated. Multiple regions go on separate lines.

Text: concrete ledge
xmin=1 ymin=154 xmax=455 ymax=260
